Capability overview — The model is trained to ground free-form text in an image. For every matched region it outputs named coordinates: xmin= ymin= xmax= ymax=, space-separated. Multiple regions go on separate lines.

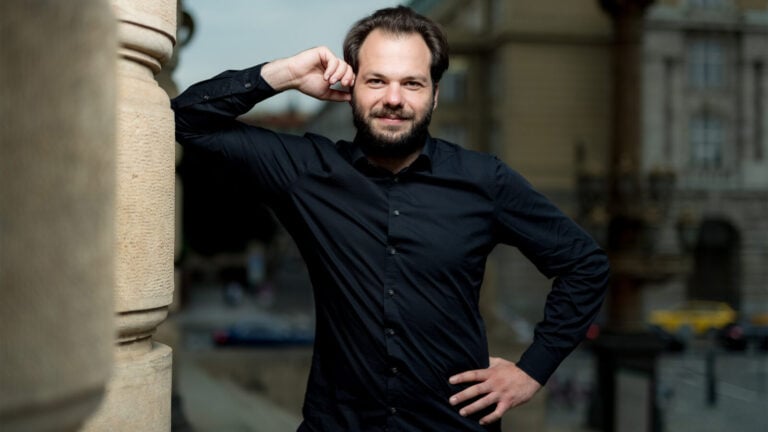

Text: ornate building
xmin=642 ymin=0 xmax=768 ymax=315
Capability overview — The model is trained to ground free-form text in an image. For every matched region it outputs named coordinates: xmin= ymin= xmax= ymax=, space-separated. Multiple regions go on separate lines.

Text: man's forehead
xmin=357 ymin=29 xmax=432 ymax=73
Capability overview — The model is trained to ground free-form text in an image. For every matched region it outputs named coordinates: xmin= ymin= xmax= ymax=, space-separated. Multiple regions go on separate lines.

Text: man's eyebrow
xmin=361 ymin=72 xmax=429 ymax=82
xmin=403 ymin=75 xmax=429 ymax=83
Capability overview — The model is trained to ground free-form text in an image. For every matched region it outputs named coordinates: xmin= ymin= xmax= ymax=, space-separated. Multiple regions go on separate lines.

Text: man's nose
xmin=383 ymin=84 xmax=403 ymax=107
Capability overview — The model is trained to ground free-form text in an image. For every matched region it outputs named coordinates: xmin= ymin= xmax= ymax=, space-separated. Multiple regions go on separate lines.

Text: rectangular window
xmin=690 ymin=113 xmax=724 ymax=168
xmin=688 ymin=37 xmax=725 ymax=89
xmin=439 ymin=58 xmax=468 ymax=104
xmin=664 ymin=58 xmax=675 ymax=159
xmin=755 ymin=62 xmax=764 ymax=161
xmin=687 ymin=0 xmax=728 ymax=8
xmin=490 ymin=0 xmax=504 ymax=31
xmin=488 ymin=54 xmax=503 ymax=103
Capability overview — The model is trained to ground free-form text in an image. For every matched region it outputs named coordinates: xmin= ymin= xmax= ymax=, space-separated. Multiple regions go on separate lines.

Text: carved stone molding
xmin=82 ymin=0 xmax=177 ymax=430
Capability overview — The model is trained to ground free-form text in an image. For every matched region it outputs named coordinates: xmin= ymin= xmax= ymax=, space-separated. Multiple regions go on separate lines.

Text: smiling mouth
xmin=375 ymin=112 xmax=412 ymax=123
xmin=378 ymin=115 xmax=405 ymax=122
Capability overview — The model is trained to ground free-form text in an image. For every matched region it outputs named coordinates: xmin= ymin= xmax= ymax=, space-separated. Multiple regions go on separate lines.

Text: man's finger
xmin=328 ymin=62 xmax=347 ymax=84
xmin=323 ymin=56 xmax=340 ymax=81
xmin=479 ymin=405 xmax=506 ymax=426
xmin=449 ymin=381 xmax=490 ymax=406
xmin=456 ymin=392 xmax=497 ymax=417
xmin=340 ymin=69 xmax=355 ymax=88
xmin=323 ymin=89 xmax=352 ymax=102
xmin=449 ymin=368 xmax=487 ymax=385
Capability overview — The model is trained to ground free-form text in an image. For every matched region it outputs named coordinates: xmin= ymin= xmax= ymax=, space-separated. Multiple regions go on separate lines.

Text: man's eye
xmin=405 ymin=81 xmax=423 ymax=89
xmin=368 ymin=79 xmax=384 ymax=86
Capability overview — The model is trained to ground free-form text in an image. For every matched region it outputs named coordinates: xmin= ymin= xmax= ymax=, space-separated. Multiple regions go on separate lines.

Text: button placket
xmin=383 ymin=176 xmax=409 ymax=417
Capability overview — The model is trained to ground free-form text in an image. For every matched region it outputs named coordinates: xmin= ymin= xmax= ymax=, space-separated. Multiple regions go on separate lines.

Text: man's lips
xmin=374 ymin=114 xmax=411 ymax=125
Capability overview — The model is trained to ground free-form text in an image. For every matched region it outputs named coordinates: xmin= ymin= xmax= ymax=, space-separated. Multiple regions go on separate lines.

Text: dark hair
xmin=343 ymin=6 xmax=449 ymax=86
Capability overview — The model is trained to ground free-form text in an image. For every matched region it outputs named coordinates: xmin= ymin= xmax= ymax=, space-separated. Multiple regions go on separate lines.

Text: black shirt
xmin=172 ymin=65 xmax=609 ymax=432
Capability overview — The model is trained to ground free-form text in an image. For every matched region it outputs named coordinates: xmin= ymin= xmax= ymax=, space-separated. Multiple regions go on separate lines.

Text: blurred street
xmin=547 ymin=343 xmax=768 ymax=432
xmin=163 ymin=281 xmax=768 ymax=432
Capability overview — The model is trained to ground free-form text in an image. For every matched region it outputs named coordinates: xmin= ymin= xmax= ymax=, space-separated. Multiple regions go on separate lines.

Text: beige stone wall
xmin=430 ymin=0 xmax=613 ymax=195
xmin=0 ymin=1 xmax=117 ymax=431
xmin=496 ymin=42 xmax=613 ymax=191
xmin=498 ymin=0 xmax=612 ymax=36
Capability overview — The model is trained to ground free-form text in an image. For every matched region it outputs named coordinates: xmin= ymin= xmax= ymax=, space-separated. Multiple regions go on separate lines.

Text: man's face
xmin=351 ymin=29 xmax=438 ymax=158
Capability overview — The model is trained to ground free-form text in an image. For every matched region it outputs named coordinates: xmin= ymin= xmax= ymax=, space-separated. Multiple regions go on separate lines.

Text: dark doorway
xmin=687 ymin=218 xmax=741 ymax=309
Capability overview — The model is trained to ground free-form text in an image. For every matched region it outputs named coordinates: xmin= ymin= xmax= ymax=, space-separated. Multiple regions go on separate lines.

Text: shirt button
xmin=387 ymin=289 xmax=395 ymax=297
xmin=393 ymin=177 xmax=400 ymax=183
xmin=393 ymin=209 xmax=400 ymax=216
xmin=389 ymin=407 xmax=397 ymax=415
xmin=387 ymin=246 xmax=397 ymax=255
xmin=385 ymin=328 xmax=395 ymax=336
xmin=202 ymin=95 xmax=210 ymax=100
xmin=391 ymin=367 xmax=399 ymax=374
xmin=244 ymin=82 xmax=252 ymax=88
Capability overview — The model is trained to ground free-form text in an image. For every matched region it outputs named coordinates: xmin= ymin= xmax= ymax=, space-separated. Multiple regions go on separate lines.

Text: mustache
xmin=370 ymin=107 xmax=414 ymax=119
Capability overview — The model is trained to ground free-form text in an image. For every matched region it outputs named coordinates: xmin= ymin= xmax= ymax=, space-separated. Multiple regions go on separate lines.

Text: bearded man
xmin=172 ymin=6 xmax=609 ymax=432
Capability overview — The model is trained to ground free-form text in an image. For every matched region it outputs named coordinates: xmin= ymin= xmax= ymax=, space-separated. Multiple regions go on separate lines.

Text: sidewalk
xmin=177 ymin=357 xmax=301 ymax=432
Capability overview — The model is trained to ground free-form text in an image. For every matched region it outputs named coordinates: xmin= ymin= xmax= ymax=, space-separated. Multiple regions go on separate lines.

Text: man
xmin=173 ymin=6 xmax=609 ymax=431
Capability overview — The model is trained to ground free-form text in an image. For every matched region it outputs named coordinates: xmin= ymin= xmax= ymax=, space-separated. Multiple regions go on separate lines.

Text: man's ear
xmin=348 ymin=82 xmax=356 ymax=106
xmin=432 ymin=84 xmax=439 ymax=110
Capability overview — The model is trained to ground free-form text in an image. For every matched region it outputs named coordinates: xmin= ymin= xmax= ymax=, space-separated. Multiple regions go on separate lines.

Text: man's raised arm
xmin=172 ymin=46 xmax=354 ymax=140
xmin=261 ymin=46 xmax=355 ymax=101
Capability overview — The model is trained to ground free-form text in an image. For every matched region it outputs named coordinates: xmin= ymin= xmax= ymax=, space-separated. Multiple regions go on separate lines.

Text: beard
xmin=352 ymin=97 xmax=434 ymax=159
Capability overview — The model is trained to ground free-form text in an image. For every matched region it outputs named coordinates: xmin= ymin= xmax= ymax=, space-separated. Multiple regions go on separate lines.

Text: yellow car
xmin=648 ymin=300 xmax=737 ymax=336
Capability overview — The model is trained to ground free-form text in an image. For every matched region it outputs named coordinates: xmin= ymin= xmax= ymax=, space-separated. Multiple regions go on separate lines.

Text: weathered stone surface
xmin=82 ymin=0 xmax=177 ymax=430
xmin=0 ymin=1 xmax=117 ymax=430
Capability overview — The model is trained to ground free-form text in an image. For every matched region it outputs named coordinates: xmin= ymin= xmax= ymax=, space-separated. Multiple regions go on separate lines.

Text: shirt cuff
xmin=516 ymin=341 xmax=564 ymax=385
xmin=171 ymin=63 xmax=277 ymax=109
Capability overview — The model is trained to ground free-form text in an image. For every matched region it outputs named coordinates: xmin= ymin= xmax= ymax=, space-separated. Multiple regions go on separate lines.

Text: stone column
xmin=0 ymin=1 xmax=116 ymax=431
xmin=81 ymin=1 xmax=177 ymax=430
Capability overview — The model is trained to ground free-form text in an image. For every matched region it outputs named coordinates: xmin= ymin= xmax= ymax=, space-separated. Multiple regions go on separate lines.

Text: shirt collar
xmin=349 ymin=134 xmax=434 ymax=175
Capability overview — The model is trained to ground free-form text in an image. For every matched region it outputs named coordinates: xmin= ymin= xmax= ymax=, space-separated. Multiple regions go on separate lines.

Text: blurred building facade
xmin=309 ymin=0 xmax=768 ymax=323
xmin=642 ymin=0 xmax=768 ymax=315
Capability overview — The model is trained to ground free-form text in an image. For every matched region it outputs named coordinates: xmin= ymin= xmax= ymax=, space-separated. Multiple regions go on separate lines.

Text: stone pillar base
xmin=81 ymin=343 xmax=172 ymax=432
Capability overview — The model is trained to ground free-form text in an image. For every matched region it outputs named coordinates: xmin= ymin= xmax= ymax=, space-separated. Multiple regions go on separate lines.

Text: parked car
xmin=213 ymin=320 xmax=314 ymax=347
xmin=648 ymin=300 xmax=737 ymax=350
xmin=719 ymin=313 xmax=768 ymax=352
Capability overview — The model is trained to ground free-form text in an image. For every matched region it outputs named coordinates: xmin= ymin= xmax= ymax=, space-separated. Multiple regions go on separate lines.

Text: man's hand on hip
xmin=448 ymin=357 xmax=542 ymax=426
xmin=261 ymin=46 xmax=355 ymax=102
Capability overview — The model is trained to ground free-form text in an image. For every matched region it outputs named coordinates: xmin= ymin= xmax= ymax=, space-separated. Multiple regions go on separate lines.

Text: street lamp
xmin=579 ymin=1 xmax=699 ymax=430
xmin=576 ymin=159 xmax=694 ymax=432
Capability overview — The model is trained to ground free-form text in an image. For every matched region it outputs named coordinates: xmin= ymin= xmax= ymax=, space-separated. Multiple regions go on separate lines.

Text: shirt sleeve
xmin=491 ymin=157 xmax=610 ymax=385
xmin=171 ymin=64 xmax=327 ymax=200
